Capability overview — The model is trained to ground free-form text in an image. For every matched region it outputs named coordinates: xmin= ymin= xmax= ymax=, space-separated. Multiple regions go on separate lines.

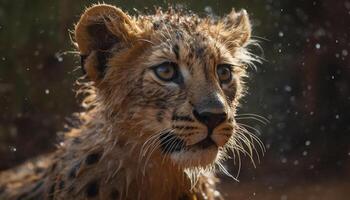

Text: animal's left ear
xmin=217 ymin=9 xmax=251 ymax=48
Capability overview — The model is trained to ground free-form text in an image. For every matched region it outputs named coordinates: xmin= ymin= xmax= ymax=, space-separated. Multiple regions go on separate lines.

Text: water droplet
xmin=305 ymin=140 xmax=311 ymax=146
xmin=281 ymin=157 xmax=288 ymax=163
xmin=281 ymin=194 xmax=288 ymax=200
xmin=45 ymin=89 xmax=50 ymax=94
xmin=315 ymin=43 xmax=321 ymax=49
xmin=278 ymin=31 xmax=284 ymax=37
xmin=9 ymin=146 xmax=17 ymax=152
xmin=342 ymin=49 xmax=348 ymax=56
xmin=302 ymin=151 xmax=308 ymax=156
xmin=284 ymin=85 xmax=292 ymax=92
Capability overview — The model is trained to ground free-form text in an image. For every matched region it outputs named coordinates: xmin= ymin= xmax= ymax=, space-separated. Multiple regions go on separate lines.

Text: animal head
xmin=75 ymin=4 xmax=257 ymax=169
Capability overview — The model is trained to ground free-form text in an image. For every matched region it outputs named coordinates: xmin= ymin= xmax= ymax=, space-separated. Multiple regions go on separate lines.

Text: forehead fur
xmin=75 ymin=4 xmax=255 ymax=85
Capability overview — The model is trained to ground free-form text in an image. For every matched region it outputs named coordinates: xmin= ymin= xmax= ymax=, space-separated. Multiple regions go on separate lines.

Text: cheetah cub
xmin=0 ymin=3 xmax=261 ymax=200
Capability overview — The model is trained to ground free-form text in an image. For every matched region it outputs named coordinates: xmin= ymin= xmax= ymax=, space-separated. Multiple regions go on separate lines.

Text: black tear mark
xmin=85 ymin=152 xmax=101 ymax=165
xmin=86 ymin=180 xmax=99 ymax=198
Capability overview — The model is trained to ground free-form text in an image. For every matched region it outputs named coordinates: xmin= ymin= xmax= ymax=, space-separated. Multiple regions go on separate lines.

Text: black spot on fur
xmin=59 ymin=180 xmax=65 ymax=190
xmin=50 ymin=163 xmax=57 ymax=172
xmin=156 ymin=111 xmax=164 ymax=122
xmin=68 ymin=185 xmax=75 ymax=193
xmin=110 ymin=189 xmax=120 ymax=199
xmin=153 ymin=21 xmax=161 ymax=30
xmin=172 ymin=115 xmax=195 ymax=122
xmin=73 ymin=137 xmax=82 ymax=144
xmin=16 ymin=193 xmax=28 ymax=200
xmin=16 ymin=181 xmax=44 ymax=200
xmin=34 ymin=167 xmax=44 ymax=174
xmin=68 ymin=162 xmax=81 ymax=179
xmin=85 ymin=152 xmax=101 ymax=165
xmin=31 ymin=181 xmax=44 ymax=193
xmin=0 ymin=186 xmax=5 ymax=194
xmin=173 ymin=125 xmax=196 ymax=130
xmin=196 ymin=47 xmax=205 ymax=57
xmin=86 ymin=180 xmax=99 ymax=198
xmin=173 ymin=44 xmax=180 ymax=60
xmin=179 ymin=194 xmax=191 ymax=200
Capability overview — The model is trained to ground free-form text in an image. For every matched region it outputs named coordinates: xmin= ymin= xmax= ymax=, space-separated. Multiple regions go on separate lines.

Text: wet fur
xmin=0 ymin=3 xmax=262 ymax=200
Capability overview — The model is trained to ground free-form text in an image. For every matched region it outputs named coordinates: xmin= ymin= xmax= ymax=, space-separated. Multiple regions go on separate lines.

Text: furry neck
xmin=65 ymin=110 xmax=194 ymax=200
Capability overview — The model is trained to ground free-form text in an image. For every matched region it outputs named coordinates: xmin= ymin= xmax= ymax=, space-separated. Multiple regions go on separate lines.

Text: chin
xmin=170 ymin=145 xmax=219 ymax=168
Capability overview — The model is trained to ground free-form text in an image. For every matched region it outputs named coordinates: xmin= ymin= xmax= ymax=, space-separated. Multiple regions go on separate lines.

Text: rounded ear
xmin=218 ymin=9 xmax=252 ymax=48
xmin=75 ymin=4 xmax=139 ymax=81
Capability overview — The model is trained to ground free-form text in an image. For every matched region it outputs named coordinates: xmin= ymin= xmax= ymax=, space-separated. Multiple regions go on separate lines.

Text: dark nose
xmin=193 ymin=109 xmax=227 ymax=131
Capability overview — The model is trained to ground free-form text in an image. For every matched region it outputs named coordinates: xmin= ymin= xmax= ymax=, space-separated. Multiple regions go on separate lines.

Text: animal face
xmin=75 ymin=4 xmax=254 ymax=168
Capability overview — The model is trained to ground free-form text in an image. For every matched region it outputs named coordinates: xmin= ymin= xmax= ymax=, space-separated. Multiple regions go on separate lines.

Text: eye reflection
xmin=153 ymin=62 xmax=178 ymax=82
xmin=217 ymin=64 xmax=233 ymax=84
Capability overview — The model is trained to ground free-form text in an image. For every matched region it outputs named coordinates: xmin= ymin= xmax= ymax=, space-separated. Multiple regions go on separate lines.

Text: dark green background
xmin=0 ymin=0 xmax=349 ymax=199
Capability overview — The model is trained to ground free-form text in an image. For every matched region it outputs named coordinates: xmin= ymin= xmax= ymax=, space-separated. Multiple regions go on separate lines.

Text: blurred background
xmin=0 ymin=0 xmax=349 ymax=199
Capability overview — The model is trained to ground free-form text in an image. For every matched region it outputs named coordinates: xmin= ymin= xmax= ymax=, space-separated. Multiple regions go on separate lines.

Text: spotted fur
xmin=0 ymin=3 xmax=261 ymax=200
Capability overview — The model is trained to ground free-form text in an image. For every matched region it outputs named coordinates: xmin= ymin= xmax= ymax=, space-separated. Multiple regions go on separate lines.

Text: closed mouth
xmin=191 ymin=137 xmax=217 ymax=149
xmin=159 ymin=132 xmax=217 ymax=154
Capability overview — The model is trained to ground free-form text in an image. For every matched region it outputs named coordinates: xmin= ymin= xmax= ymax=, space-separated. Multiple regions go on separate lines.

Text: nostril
xmin=193 ymin=109 xmax=227 ymax=130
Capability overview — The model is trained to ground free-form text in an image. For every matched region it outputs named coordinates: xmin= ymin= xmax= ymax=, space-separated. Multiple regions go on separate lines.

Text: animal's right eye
xmin=153 ymin=62 xmax=179 ymax=82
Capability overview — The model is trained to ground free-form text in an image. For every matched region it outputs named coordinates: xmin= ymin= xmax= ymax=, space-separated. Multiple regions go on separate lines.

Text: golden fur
xmin=0 ymin=3 xmax=262 ymax=200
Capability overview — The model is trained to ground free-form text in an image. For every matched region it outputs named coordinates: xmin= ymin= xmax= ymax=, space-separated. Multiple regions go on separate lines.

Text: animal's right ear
xmin=75 ymin=4 xmax=140 ymax=82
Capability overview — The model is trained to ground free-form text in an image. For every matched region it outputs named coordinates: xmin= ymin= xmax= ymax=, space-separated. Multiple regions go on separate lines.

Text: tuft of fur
xmin=0 ymin=3 xmax=263 ymax=200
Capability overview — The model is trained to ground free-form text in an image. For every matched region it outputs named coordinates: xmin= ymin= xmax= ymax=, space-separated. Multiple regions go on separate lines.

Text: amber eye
xmin=217 ymin=64 xmax=233 ymax=84
xmin=153 ymin=62 xmax=178 ymax=82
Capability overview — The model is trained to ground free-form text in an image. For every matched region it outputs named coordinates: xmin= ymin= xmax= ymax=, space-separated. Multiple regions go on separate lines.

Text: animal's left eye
xmin=217 ymin=64 xmax=233 ymax=84
xmin=153 ymin=62 xmax=178 ymax=82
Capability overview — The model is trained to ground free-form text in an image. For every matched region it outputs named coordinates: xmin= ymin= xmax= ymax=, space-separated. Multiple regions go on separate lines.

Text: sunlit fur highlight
xmin=0 ymin=3 xmax=264 ymax=200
